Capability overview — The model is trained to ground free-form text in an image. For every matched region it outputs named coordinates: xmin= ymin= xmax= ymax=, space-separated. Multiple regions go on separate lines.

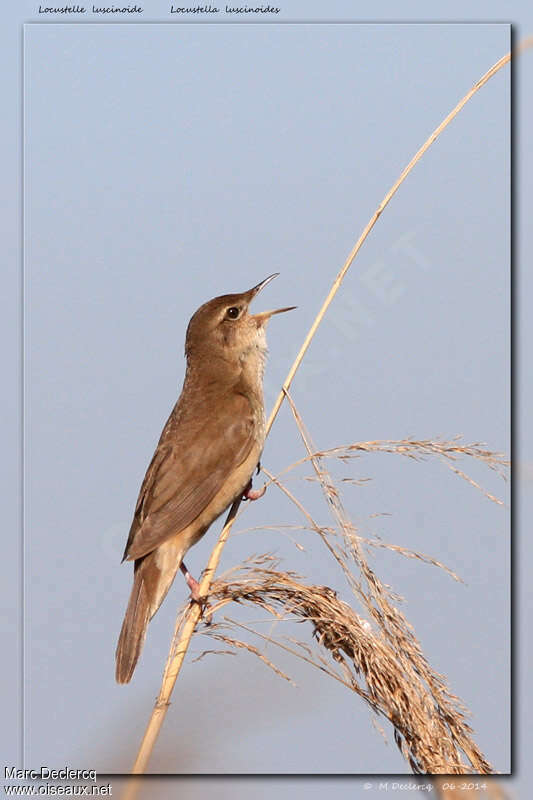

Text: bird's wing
xmin=123 ymin=392 xmax=256 ymax=561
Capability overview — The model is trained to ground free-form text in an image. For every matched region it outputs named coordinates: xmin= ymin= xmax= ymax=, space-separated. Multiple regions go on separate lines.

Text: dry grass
xmin=202 ymin=558 xmax=489 ymax=774
xmin=268 ymin=433 xmax=509 ymax=507
xmin=157 ymin=389 xmax=510 ymax=776
xmin=180 ymin=393 xmax=508 ymax=775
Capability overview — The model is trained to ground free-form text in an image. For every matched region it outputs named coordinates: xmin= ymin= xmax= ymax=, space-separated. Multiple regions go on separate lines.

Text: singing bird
xmin=115 ymin=274 xmax=295 ymax=683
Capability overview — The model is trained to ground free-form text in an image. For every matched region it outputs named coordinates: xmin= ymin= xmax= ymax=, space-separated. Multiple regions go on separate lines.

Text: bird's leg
xmin=179 ymin=561 xmax=212 ymax=625
xmin=242 ymin=478 xmax=266 ymax=501
xmin=179 ymin=561 xmax=201 ymax=602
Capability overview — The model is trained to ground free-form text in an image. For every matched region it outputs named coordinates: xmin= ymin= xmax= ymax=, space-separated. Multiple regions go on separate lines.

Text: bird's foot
xmin=243 ymin=479 xmax=266 ymax=501
xmin=180 ymin=561 xmax=212 ymax=625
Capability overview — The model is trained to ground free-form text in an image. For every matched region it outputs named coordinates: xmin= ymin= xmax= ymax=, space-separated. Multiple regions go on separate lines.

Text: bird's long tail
xmin=115 ymin=550 xmax=180 ymax=684
xmin=115 ymin=561 xmax=151 ymax=684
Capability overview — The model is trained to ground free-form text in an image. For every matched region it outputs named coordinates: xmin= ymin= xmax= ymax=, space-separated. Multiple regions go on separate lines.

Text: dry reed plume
xmin=186 ymin=391 xmax=507 ymax=775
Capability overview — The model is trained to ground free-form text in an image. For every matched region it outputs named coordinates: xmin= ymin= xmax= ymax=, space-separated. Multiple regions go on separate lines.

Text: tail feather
xmin=116 ymin=543 xmax=184 ymax=684
xmin=115 ymin=565 xmax=151 ymax=684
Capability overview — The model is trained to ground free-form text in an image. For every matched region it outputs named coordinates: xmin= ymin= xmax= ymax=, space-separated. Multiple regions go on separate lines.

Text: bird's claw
xmin=191 ymin=593 xmax=213 ymax=626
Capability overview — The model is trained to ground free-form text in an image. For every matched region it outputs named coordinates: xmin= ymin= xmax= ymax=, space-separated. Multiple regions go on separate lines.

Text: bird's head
xmin=185 ymin=274 xmax=296 ymax=367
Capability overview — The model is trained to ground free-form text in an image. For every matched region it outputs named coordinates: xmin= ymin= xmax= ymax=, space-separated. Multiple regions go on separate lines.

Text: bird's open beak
xmin=252 ymin=306 xmax=297 ymax=325
xmin=249 ymin=273 xmax=280 ymax=296
xmin=247 ymin=274 xmax=296 ymax=324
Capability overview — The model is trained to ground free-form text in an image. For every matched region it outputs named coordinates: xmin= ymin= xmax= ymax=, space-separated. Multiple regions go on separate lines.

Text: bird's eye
xmin=226 ymin=307 xmax=240 ymax=319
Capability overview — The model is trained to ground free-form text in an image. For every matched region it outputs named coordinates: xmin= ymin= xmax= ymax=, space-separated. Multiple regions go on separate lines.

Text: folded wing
xmin=123 ymin=392 xmax=255 ymax=561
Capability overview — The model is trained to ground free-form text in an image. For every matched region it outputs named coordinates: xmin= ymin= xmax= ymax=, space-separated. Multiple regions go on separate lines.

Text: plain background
xmin=2 ymin=1 xmax=530 ymax=797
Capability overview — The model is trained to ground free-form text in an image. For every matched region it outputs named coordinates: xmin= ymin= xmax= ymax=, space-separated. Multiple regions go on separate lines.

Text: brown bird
xmin=115 ymin=274 xmax=295 ymax=684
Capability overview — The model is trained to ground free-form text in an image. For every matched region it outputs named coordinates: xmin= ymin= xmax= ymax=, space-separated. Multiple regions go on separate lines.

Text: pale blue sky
xmin=1 ymin=2 xmax=530 ymax=798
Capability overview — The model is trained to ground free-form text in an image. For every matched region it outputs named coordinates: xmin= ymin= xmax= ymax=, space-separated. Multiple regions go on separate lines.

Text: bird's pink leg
xmin=179 ymin=562 xmax=212 ymax=624
xmin=242 ymin=478 xmax=266 ymax=501
xmin=180 ymin=561 xmax=201 ymax=602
